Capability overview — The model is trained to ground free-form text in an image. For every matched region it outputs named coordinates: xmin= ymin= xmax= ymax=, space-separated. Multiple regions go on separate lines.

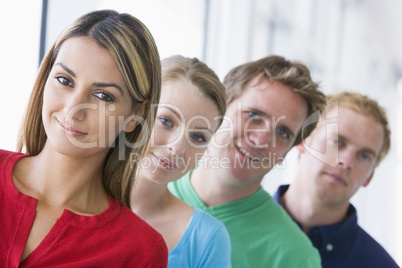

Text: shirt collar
xmin=274 ymin=184 xmax=359 ymax=253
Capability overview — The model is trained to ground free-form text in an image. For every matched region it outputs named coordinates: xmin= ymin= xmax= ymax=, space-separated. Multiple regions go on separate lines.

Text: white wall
xmin=0 ymin=0 xmax=42 ymax=151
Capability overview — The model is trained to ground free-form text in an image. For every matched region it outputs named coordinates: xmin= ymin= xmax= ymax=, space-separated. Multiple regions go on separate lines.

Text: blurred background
xmin=0 ymin=0 xmax=400 ymax=264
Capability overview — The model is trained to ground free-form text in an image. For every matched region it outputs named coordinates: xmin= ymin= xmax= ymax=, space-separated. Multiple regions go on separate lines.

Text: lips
xmin=57 ymin=119 xmax=86 ymax=137
xmin=152 ymin=153 xmax=178 ymax=171
xmin=236 ymin=145 xmax=261 ymax=163
xmin=324 ymin=172 xmax=347 ymax=186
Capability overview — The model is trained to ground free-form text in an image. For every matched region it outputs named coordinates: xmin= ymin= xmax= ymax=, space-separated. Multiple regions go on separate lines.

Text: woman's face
xmin=139 ymin=79 xmax=220 ymax=184
xmin=42 ymin=37 xmax=139 ymax=159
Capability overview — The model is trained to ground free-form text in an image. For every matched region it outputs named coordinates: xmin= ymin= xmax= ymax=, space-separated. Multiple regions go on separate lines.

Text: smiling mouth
xmin=236 ymin=145 xmax=261 ymax=162
xmin=57 ymin=119 xmax=86 ymax=137
xmin=152 ymin=153 xmax=178 ymax=171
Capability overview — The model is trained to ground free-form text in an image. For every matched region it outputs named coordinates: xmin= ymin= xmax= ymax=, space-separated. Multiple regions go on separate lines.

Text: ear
xmin=124 ymin=102 xmax=147 ymax=133
xmin=363 ymin=171 xmax=374 ymax=187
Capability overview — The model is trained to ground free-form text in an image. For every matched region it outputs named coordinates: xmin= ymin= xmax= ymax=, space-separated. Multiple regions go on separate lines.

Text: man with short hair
xmin=274 ymin=92 xmax=399 ymax=267
xmin=169 ymin=55 xmax=326 ymax=267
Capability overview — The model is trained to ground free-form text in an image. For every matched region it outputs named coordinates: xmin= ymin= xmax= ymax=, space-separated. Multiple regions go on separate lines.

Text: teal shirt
xmin=168 ymin=208 xmax=231 ymax=268
xmin=168 ymin=172 xmax=321 ymax=268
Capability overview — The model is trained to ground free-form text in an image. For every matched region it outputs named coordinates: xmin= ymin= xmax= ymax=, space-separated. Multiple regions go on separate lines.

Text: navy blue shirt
xmin=274 ymin=185 xmax=399 ymax=268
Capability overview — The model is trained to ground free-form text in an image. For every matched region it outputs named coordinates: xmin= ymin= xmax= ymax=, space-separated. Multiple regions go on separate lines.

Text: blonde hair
xmin=161 ymin=55 xmax=227 ymax=125
xmin=326 ymin=92 xmax=391 ymax=166
xmin=17 ymin=10 xmax=161 ymax=208
xmin=223 ymin=55 xmax=326 ymax=145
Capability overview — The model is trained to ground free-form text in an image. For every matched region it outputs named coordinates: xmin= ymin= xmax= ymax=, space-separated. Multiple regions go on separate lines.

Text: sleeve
xmin=297 ymin=249 xmax=322 ymax=268
xmin=140 ymin=238 xmax=168 ymax=268
xmin=197 ymin=224 xmax=232 ymax=268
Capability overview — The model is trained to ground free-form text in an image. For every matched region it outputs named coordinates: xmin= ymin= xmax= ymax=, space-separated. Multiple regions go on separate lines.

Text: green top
xmin=168 ymin=172 xmax=321 ymax=268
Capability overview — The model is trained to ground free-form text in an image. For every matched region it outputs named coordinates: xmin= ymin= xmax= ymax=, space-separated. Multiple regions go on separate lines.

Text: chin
xmin=229 ymin=166 xmax=267 ymax=183
xmin=57 ymin=145 xmax=109 ymax=159
xmin=147 ymin=169 xmax=180 ymax=185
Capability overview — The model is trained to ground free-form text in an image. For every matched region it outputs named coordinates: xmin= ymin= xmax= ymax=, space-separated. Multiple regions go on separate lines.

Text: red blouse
xmin=0 ymin=149 xmax=167 ymax=267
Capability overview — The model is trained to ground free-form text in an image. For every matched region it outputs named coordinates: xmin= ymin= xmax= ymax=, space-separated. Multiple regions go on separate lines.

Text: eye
xmin=55 ymin=75 xmax=73 ymax=87
xmin=93 ymin=91 xmax=115 ymax=102
xmin=190 ymin=133 xmax=207 ymax=143
xmin=277 ymin=128 xmax=289 ymax=139
xmin=333 ymin=139 xmax=344 ymax=147
xmin=159 ymin=116 xmax=173 ymax=127
xmin=248 ymin=111 xmax=260 ymax=119
xmin=358 ymin=152 xmax=372 ymax=161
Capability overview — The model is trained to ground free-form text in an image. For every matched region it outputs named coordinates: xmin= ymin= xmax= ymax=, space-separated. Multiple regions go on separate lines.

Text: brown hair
xmin=161 ymin=55 xmax=227 ymax=126
xmin=326 ymin=92 xmax=391 ymax=166
xmin=17 ymin=10 xmax=161 ymax=208
xmin=223 ymin=55 xmax=326 ymax=145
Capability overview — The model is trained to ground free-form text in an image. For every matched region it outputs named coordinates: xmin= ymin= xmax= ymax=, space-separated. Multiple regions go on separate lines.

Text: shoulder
xmin=320 ymin=224 xmax=399 ymax=267
xmin=175 ymin=208 xmax=231 ymax=267
xmin=353 ymin=226 xmax=399 ymax=266
xmin=0 ymin=149 xmax=27 ymax=186
xmin=0 ymin=149 xmax=15 ymax=158
xmin=192 ymin=208 xmax=230 ymax=240
xmin=0 ymin=149 xmax=25 ymax=165
xmin=260 ymin=199 xmax=315 ymax=248
xmin=260 ymin=193 xmax=313 ymax=245
xmin=177 ymin=208 xmax=231 ymax=253
xmin=114 ymin=201 xmax=164 ymax=239
xmin=106 ymin=201 xmax=168 ymax=266
xmin=232 ymin=189 xmax=320 ymax=266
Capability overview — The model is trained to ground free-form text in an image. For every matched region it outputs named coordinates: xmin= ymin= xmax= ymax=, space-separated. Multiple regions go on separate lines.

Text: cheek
xmin=148 ymin=126 xmax=184 ymax=149
xmin=99 ymin=112 xmax=128 ymax=145
xmin=354 ymin=167 xmax=373 ymax=185
xmin=148 ymin=128 xmax=166 ymax=148
xmin=43 ymin=85 xmax=56 ymax=110
xmin=106 ymin=107 xmax=134 ymax=132
xmin=304 ymin=137 xmax=339 ymax=167
xmin=192 ymin=146 xmax=207 ymax=159
xmin=42 ymin=89 xmax=63 ymax=124
xmin=182 ymin=147 xmax=205 ymax=171
xmin=301 ymin=154 xmax=325 ymax=178
xmin=271 ymin=136 xmax=291 ymax=152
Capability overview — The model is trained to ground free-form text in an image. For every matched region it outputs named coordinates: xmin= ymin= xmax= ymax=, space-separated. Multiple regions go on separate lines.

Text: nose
xmin=337 ymin=149 xmax=354 ymax=169
xmin=247 ymin=127 xmax=271 ymax=148
xmin=63 ymin=90 xmax=88 ymax=122
xmin=168 ymin=135 xmax=187 ymax=157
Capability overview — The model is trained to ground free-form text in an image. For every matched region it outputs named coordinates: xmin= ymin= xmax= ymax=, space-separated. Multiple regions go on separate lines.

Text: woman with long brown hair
xmin=0 ymin=10 xmax=167 ymax=266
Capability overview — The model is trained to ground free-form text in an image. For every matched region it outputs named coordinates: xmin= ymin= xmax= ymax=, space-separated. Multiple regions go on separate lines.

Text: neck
xmin=130 ymin=174 xmax=171 ymax=218
xmin=191 ymin=158 xmax=261 ymax=207
xmin=281 ymin=180 xmax=349 ymax=233
xmin=16 ymin=143 xmax=109 ymax=214
xmin=130 ymin=171 xmax=194 ymax=253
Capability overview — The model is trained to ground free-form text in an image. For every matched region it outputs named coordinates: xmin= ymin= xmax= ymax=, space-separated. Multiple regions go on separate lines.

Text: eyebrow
xmin=163 ymin=106 xmax=182 ymax=120
xmin=337 ymin=134 xmax=378 ymax=158
xmin=55 ymin=63 xmax=76 ymax=77
xmin=193 ymin=127 xmax=213 ymax=134
xmin=54 ymin=62 xmax=124 ymax=96
xmin=163 ymin=106 xmax=213 ymax=133
xmin=249 ymin=108 xmax=295 ymax=138
xmin=93 ymin=82 xmax=124 ymax=96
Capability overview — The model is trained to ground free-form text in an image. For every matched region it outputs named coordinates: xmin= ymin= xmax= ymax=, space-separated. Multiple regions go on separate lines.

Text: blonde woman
xmin=131 ymin=55 xmax=231 ymax=267
xmin=0 ymin=10 xmax=167 ymax=266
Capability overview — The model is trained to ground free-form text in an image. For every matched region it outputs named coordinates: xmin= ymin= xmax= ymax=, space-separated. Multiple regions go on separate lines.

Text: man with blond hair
xmin=169 ymin=55 xmax=326 ymax=267
xmin=275 ymin=92 xmax=399 ymax=267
